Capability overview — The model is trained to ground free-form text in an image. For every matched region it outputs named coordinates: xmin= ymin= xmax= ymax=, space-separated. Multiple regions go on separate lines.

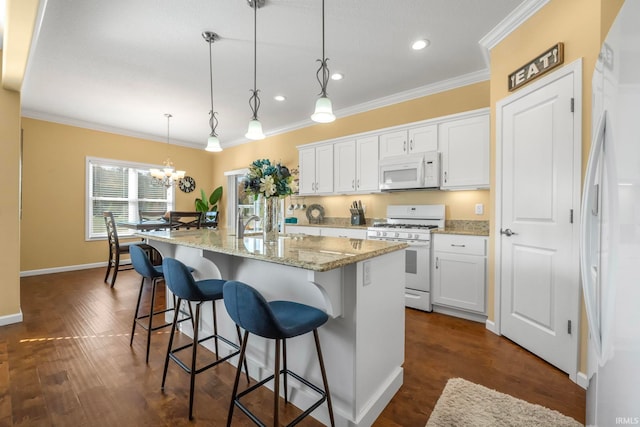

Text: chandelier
xmin=311 ymin=0 xmax=336 ymax=123
xmin=150 ymin=113 xmax=186 ymax=187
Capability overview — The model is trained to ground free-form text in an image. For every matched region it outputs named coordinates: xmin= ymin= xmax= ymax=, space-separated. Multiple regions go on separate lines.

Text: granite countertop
xmin=432 ymin=220 xmax=490 ymax=237
xmin=138 ymin=229 xmax=407 ymax=272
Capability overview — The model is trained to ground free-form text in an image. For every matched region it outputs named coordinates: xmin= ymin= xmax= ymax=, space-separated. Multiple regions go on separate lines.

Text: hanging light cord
xmin=166 ymin=113 xmax=172 ymax=145
xmin=208 ymin=36 xmax=219 ymax=137
xmin=315 ymin=0 xmax=330 ymax=97
xmin=248 ymin=0 xmax=261 ymax=120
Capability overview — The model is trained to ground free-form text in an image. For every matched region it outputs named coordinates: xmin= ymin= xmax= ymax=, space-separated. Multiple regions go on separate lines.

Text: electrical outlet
xmin=475 ymin=203 xmax=484 ymax=215
xmin=363 ymin=261 xmax=371 ymax=286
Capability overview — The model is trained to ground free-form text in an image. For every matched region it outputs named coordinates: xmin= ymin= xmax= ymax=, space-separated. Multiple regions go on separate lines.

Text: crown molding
xmin=478 ymin=0 xmax=551 ymax=66
xmin=223 ymin=68 xmax=490 ymax=148
xmin=21 ymin=109 xmax=204 ymax=149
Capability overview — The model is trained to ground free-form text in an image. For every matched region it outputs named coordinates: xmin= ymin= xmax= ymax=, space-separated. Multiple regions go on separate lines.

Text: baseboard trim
xmin=20 ymin=261 xmax=126 ymax=277
xmin=0 ymin=310 xmax=23 ymax=326
xmin=576 ymin=371 xmax=588 ymax=389
xmin=485 ymin=319 xmax=500 ymax=335
xmin=432 ymin=305 xmax=487 ymax=323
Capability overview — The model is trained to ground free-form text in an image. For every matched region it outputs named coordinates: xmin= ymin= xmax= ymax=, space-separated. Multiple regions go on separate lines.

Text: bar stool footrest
xmin=168 ymin=334 xmax=241 ymax=375
xmin=233 ymin=368 xmax=328 ymax=427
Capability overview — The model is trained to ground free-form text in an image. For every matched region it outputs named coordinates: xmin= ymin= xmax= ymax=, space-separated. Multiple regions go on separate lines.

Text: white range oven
xmin=366 ymin=204 xmax=445 ymax=312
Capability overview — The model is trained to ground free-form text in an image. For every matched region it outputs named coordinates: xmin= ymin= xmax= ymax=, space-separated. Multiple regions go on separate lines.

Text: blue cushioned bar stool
xmin=161 ymin=258 xmax=249 ymax=420
xmin=129 ymin=245 xmax=194 ymax=363
xmin=223 ymin=281 xmax=335 ymax=427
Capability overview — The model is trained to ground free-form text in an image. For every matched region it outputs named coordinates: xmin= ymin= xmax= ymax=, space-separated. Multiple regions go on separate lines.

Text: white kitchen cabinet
xmin=285 ymin=225 xmax=322 ymax=236
xmin=334 ymin=136 xmax=379 ymax=194
xmin=319 ymin=227 xmax=367 ymax=239
xmin=299 ymin=144 xmax=334 ymax=195
xmin=379 ymin=124 xmax=437 ymax=159
xmin=438 ymin=114 xmax=489 ymax=189
xmin=285 ymin=225 xmax=366 ymax=239
xmin=432 ymin=234 xmax=487 ymax=316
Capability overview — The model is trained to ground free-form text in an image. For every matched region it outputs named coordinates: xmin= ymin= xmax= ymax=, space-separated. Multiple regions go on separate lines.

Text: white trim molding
xmin=479 ymin=0 xmax=551 ymax=66
xmin=20 ymin=261 xmax=119 ymax=277
xmin=0 ymin=310 xmax=23 ymax=326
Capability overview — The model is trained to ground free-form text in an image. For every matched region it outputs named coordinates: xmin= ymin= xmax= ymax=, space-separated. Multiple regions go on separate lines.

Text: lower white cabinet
xmin=432 ymin=234 xmax=487 ymax=315
xmin=285 ymin=225 xmax=366 ymax=239
xmin=320 ymin=227 xmax=367 ymax=239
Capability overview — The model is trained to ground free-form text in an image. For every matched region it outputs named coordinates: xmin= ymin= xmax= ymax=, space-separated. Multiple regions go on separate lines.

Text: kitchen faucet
xmin=237 ymin=208 xmax=260 ymax=238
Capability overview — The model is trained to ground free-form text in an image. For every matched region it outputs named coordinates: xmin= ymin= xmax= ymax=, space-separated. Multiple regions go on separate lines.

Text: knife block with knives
xmin=350 ymin=200 xmax=366 ymax=226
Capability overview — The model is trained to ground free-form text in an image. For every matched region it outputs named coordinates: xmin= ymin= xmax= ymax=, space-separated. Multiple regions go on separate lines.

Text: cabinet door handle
xmin=444 ymin=171 xmax=447 ymax=183
xmin=403 ymin=141 xmax=407 ymax=152
xmin=435 ymin=257 xmax=439 ymax=269
xmin=357 ymin=179 xmax=360 ymax=188
xmin=410 ymin=139 xmax=414 ymax=151
xmin=451 ymin=244 xmax=466 ymax=247
xmin=352 ymin=179 xmax=355 ymax=189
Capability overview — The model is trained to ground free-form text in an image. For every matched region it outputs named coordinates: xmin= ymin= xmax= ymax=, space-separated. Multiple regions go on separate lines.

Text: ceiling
xmin=21 ymin=0 xmax=527 ymax=150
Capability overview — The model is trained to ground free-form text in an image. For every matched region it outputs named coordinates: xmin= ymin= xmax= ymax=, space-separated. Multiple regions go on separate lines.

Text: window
xmin=86 ymin=157 xmax=174 ymax=239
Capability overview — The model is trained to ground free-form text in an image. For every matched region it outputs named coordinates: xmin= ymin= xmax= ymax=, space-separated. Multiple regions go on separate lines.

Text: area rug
xmin=426 ymin=378 xmax=582 ymax=427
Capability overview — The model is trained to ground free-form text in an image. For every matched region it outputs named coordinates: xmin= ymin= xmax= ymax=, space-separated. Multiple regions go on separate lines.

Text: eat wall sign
xmin=508 ymin=43 xmax=564 ymax=91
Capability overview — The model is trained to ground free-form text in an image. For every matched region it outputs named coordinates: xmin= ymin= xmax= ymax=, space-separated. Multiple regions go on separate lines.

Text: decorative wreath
xmin=306 ymin=204 xmax=325 ymax=224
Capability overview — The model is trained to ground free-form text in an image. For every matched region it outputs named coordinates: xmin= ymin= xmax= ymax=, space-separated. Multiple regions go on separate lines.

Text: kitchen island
xmin=138 ymin=229 xmax=407 ymax=427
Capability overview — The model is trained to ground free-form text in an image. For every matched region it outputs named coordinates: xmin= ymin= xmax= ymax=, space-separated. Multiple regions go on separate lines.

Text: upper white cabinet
xmin=438 ymin=114 xmax=490 ymax=190
xmin=334 ymin=136 xmax=379 ymax=194
xmin=297 ymin=108 xmax=490 ymax=195
xmin=299 ymin=144 xmax=334 ymax=195
xmin=379 ymin=124 xmax=438 ymax=159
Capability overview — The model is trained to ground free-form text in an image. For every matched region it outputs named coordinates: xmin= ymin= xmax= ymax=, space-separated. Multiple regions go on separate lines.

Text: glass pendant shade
xmin=311 ymin=96 xmax=336 ymax=123
xmin=205 ymin=135 xmax=222 ymax=152
xmin=245 ymin=119 xmax=265 ymax=140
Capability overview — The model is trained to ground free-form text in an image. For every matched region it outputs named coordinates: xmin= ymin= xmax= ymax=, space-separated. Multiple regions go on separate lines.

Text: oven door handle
xmin=405 ymin=293 xmax=421 ymax=299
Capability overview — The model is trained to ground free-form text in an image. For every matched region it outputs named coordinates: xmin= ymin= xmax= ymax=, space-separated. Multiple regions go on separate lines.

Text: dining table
xmin=116 ymin=219 xmax=174 ymax=231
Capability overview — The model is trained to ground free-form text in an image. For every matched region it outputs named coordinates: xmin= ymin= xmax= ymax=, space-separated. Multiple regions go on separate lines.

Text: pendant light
xmin=203 ymin=31 xmax=223 ymax=152
xmin=150 ymin=114 xmax=186 ymax=187
xmin=311 ymin=0 xmax=335 ymax=123
xmin=245 ymin=0 xmax=266 ymax=140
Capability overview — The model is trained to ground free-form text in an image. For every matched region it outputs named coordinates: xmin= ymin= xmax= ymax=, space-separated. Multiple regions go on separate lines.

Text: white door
xmin=497 ymin=63 xmax=581 ymax=376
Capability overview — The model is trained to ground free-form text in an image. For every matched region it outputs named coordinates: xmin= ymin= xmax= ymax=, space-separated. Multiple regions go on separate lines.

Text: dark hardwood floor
xmin=0 ymin=268 xmax=585 ymax=426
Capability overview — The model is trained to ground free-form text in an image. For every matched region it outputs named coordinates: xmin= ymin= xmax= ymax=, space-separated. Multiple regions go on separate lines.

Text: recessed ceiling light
xmin=274 ymin=95 xmax=286 ymax=101
xmin=411 ymin=39 xmax=430 ymax=50
xmin=331 ymin=73 xmax=343 ymax=81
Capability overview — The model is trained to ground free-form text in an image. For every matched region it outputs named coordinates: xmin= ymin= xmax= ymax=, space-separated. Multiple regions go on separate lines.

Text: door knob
xmin=500 ymin=228 xmax=517 ymax=236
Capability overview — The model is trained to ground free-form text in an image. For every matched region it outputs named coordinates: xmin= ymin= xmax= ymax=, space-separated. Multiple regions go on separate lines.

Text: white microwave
xmin=379 ymin=152 xmax=440 ymax=191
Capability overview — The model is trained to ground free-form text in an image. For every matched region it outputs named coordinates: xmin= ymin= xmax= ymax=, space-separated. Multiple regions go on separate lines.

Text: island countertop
xmin=137 ymin=229 xmax=407 ymax=272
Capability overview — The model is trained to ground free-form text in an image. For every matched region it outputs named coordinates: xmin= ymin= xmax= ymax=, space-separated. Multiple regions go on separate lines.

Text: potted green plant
xmin=195 ymin=186 xmax=223 ymax=225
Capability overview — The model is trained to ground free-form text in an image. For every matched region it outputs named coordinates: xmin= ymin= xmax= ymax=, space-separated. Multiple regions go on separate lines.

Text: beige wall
xmin=0 ymin=51 xmax=22 ymax=321
xmin=20 ymin=118 xmax=217 ymax=272
xmin=212 ymin=81 xmax=492 ymax=222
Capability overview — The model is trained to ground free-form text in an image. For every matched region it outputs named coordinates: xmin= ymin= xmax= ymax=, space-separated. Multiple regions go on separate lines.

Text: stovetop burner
xmin=371 ymin=223 xmax=439 ymax=230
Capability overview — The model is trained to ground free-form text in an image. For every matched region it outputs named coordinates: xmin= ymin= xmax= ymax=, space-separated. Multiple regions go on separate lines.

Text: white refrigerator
xmin=581 ymin=1 xmax=640 ymax=425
